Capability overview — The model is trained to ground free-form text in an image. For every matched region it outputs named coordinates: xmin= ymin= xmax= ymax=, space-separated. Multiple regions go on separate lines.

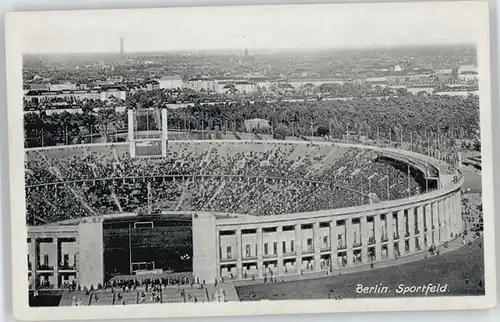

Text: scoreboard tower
xmin=128 ymin=108 xmax=168 ymax=158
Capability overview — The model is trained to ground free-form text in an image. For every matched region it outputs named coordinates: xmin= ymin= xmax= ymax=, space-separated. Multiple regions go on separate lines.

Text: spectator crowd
xmin=25 ymin=141 xmax=424 ymax=224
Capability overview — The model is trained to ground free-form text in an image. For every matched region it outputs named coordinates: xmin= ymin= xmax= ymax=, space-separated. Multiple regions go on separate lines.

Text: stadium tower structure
xmin=128 ymin=108 xmax=168 ymax=158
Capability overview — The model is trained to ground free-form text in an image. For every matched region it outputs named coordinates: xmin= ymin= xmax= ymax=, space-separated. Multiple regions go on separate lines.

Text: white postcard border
xmin=5 ymin=1 xmax=497 ymax=320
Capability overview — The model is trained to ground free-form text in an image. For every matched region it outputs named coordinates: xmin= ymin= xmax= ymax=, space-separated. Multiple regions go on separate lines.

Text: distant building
xmin=24 ymin=86 xmax=127 ymax=103
xmin=145 ymin=80 xmax=160 ymax=91
xmin=244 ymin=118 xmax=270 ymax=132
xmin=366 ymin=76 xmax=387 ymax=85
xmin=49 ymin=81 xmax=77 ymax=91
xmin=187 ymin=77 xmax=215 ymax=92
xmin=106 ymin=76 xmax=124 ymax=84
xmin=406 ymin=83 xmax=437 ymax=95
xmin=458 ymin=65 xmax=478 ymax=82
xmin=26 ymin=83 xmax=50 ymax=91
xmin=215 ymin=80 xmax=258 ymax=94
xmin=287 ymin=77 xmax=348 ymax=89
xmin=158 ymin=75 xmax=184 ymax=90
xmin=434 ymin=84 xmax=478 ymax=97
xmin=385 ymin=68 xmax=435 ymax=83
xmin=435 ymin=69 xmax=454 ymax=82
xmin=99 ymin=86 xmax=127 ymax=101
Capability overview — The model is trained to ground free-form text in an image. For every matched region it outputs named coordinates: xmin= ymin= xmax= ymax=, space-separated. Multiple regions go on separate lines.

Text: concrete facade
xmin=190 ymin=146 xmax=464 ymax=283
xmin=27 ymin=217 xmax=104 ymax=290
xmin=26 ymin=141 xmax=463 ymax=289
xmin=192 ymin=187 xmax=463 ymax=283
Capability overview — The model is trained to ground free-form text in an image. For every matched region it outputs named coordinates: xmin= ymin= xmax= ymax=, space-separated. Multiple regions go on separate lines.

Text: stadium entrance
xmin=102 ymin=214 xmax=193 ymax=282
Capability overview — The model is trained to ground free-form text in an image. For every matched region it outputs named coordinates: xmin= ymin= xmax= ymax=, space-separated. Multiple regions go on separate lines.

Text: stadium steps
xmin=215 ymin=282 xmax=240 ymax=302
xmin=174 ymin=182 xmax=189 ymax=211
xmin=58 ymin=290 xmax=75 ymax=306
xmin=58 ymin=290 xmax=91 ymax=306
xmin=205 ymin=181 xmax=227 ymax=208
xmin=205 ymin=284 xmax=216 ymax=302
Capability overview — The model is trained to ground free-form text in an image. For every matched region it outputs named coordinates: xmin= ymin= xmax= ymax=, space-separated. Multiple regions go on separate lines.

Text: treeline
xmin=24 ymin=95 xmax=479 ymax=149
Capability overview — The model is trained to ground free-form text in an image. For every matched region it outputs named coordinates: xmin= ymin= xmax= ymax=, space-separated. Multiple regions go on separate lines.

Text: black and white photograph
xmin=5 ymin=1 xmax=496 ymax=320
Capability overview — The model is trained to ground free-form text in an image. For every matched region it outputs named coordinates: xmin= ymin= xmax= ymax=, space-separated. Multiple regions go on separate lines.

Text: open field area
xmin=236 ymin=239 xmax=485 ymax=301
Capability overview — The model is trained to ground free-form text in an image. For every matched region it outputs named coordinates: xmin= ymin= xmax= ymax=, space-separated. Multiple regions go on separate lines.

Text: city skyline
xmin=15 ymin=2 xmax=483 ymax=54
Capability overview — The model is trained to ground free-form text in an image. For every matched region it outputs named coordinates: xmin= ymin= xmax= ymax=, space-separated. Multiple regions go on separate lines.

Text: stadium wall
xmin=191 ymin=142 xmax=463 ymax=283
xmin=25 ymin=140 xmax=461 ymax=287
xmin=77 ymin=218 xmax=104 ymax=288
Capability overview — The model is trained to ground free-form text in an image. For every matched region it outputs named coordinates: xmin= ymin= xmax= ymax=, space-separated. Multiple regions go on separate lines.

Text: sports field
xmin=236 ymin=240 xmax=485 ymax=301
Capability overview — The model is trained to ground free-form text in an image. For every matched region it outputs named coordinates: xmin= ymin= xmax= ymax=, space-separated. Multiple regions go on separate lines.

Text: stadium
xmin=26 ymin=109 xmax=469 ymax=305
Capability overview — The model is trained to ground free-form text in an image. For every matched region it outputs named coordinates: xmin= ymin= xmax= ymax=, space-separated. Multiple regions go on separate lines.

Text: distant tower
xmin=244 ymin=48 xmax=249 ymax=57
xmin=120 ymin=37 xmax=124 ymax=63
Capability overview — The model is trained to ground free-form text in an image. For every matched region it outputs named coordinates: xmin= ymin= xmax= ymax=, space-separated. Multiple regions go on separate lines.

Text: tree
xmin=315 ymin=126 xmax=329 ymax=137
xmin=97 ymin=108 xmax=118 ymax=143
xmin=273 ymin=124 xmax=288 ymax=140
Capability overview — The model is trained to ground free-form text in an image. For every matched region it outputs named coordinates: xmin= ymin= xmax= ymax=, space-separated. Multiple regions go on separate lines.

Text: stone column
xmin=408 ymin=209 xmax=416 ymax=253
xmin=432 ymin=202 xmax=439 ymax=245
xmin=295 ymin=224 xmax=302 ymax=272
xmin=313 ymin=222 xmax=321 ymax=271
xmin=330 ymin=221 xmax=338 ymax=269
xmin=425 ymin=203 xmax=432 ymax=247
xmin=215 ymin=229 xmax=221 ymax=279
xmin=374 ymin=215 xmax=382 ymax=261
xmin=277 ymin=225 xmax=284 ymax=275
xmin=346 ymin=219 xmax=353 ymax=265
xmin=436 ymin=200 xmax=443 ymax=244
xmin=417 ymin=206 xmax=425 ymax=250
xmin=256 ymin=227 xmax=263 ymax=278
xmin=53 ymin=238 xmax=59 ymax=288
xmin=440 ymin=199 xmax=446 ymax=241
xmin=387 ymin=213 xmax=394 ymax=259
xmin=451 ymin=194 xmax=457 ymax=234
xmin=30 ymin=239 xmax=38 ymax=289
xmin=235 ymin=229 xmax=242 ymax=279
xmin=456 ymin=193 xmax=463 ymax=233
xmin=360 ymin=216 xmax=369 ymax=263
xmin=445 ymin=197 xmax=453 ymax=240
xmin=397 ymin=210 xmax=405 ymax=256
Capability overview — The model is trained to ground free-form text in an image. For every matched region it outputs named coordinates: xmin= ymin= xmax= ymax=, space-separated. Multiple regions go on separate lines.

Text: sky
xmin=14 ymin=1 xmax=486 ymax=54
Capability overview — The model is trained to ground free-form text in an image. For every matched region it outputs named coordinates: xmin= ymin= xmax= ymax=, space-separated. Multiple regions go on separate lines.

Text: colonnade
xmin=216 ymin=192 xmax=462 ymax=280
xmin=27 ymin=236 xmax=78 ymax=289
